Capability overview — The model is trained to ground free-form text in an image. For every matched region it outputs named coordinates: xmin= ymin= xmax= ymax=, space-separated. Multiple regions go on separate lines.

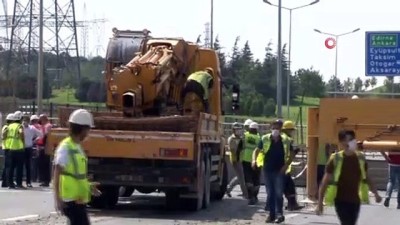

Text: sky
xmin=3 ymin=0 xmax=400 ymax=85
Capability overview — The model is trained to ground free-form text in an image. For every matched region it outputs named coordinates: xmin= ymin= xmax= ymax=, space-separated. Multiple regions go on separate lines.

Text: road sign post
xmin=366 ymin=31 xmax=400 ymax=76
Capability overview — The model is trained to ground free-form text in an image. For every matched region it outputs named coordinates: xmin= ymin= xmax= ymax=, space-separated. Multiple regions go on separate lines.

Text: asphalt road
xmin=0 ymin=184 xmax=399 ymax=225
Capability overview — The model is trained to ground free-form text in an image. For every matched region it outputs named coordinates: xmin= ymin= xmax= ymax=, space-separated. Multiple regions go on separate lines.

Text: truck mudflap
xmin=46 ymin=129 xmax=195 ymax=161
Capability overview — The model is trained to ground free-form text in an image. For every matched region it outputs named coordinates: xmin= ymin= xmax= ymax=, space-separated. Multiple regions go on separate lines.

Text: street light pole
xmin=210 ymin=0 xmax=214 ymax=48
xmin=37 ymin=0 xmax=44 ymax=114
xmin=277 ymin=0 xmax=282 ymax=118
xmin=263 ymin=0 xmax=319 ymax=118
xmin=314 ymin=28 xmax=360 ymax=98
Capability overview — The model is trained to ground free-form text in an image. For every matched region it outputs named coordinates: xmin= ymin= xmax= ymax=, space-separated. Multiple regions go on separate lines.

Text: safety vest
xmin=256 ymin=133 xmax=291 ymax=170
xmin=228 ymin=134 xmax=243 ymax=163
xmin=58 ymin=137 xmax=91 ymax=203
xmin=6 ymin=123 xmax=24 ymax=150
xmin=243 ymin=132 xmax=260 ymax=163
xmin=187 ymin=71 xmax=213 ymax=100
xmin=324 ymin=150 xmax=369 ymax=206
xmin=281 ymin=133 xmax=294 ymax=174
xmin=1 ymin=125 xmax=8 ymax=150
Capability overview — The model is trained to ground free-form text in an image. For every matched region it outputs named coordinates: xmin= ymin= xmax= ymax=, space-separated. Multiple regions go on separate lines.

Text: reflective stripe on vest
xmin=6 ymin=123 xmax=24 ymax=150
xmin=187 ymin=71 xmax=213 ymax=99
xmin=59 ymin=137 xmax=90 ymax=203
xmin=243 ymin=132 xmax=260 ymax=163
xmin=324 ymin=150 xmax=369 ymax=206
xmin=256 ymin=133 xmax=290 ymax=168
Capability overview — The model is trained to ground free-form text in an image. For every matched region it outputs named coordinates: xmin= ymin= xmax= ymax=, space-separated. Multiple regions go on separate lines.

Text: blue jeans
xmin=386 ymin=165 xmax=400 ymax=204
xmin=265 ymin=170 xmax=284 ymax=218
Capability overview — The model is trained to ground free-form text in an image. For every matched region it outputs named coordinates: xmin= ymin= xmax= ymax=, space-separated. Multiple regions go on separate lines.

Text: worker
xmin=252 ymin=120 xmax=295 ymax=223
xmin=22 ymin=115 xmax=42 ymax=188
xmin=316 ymin=129 xmax=382 ymax=225
xmin=243 ymin=119 xmax=253 ymax=132
xmin=226 ymin=122 xmax=248 ymax=199
xmin=38 ymin=114 xmax=52 ymax=187
xmin=181 ymin=67 xmax=214 ymax=112
xmin=281 ymin=120 xmax=303 ymax=211
xmin=380 ymin=150 xmax=400 ymax=208
xmin=30 ymin=115 xmax=41 ymax=182
xmin=243 ymin=122 xmax=261 ymax=205
xmin=1 ymin=113 xmax=15 ymax=188
xmin=53 ymin=109 xmax=101 ymax=225
xmin=7 ymin=111 xmax=25 ymax=189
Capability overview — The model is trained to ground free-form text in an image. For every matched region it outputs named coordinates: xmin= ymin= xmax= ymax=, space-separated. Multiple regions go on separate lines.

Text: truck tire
xmin=202 ymin=156 xmax=211 ymax=209
xmin=211 ymin=158 xmax=228 ymax=201
xmin=165 ymin=190 xmax=180 ymax=210
xmin=186 ymin=161 xmax=205 ymax=211
xmin=89 ymin=186 xmax=120 ymax=209
xmin=119 ymin=186 xmax=135 ymax=197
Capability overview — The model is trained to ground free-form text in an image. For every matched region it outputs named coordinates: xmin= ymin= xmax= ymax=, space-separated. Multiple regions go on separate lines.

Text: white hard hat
xmin=351 ymin=95 xmax=359 ymax=99
xmin=249 ymin=122 xmax=259 ymax=130
xmin=30 ymin=115 xmax=39 ymax=121
xmin=232 ymin=122 xmax=242 ymax=129
xmin=68 ymin=109 xmax=94 ymax=127
xmin=244 ymin=119 xmax=253 ymax=126
xmin=6 ymin=113 xmax=15 ymax=121
xmin=14 ymin=111 xmax=22 ymax=120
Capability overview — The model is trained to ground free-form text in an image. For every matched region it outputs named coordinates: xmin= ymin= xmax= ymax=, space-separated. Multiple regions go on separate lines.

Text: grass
xmin=224 ymin=96 xmax=319 ymax=124
xmin=47 ymin=88 xmax=105 ymax=106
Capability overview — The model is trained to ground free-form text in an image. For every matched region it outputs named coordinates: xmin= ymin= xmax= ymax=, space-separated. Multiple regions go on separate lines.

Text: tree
xmin=343 ymin=78 xmax=353 ymax=92
xmin=364 ymin=79 xmax=370 ymax=90
xmin=326 ymin=75 xmax=343 ymax=93
xmin=294 ymin=67 xmax=325 ymax=98
xmin=370 ymin=76 xmax=377 ymax=88
xmin=353 ymin=77 xmax=364 ymax=92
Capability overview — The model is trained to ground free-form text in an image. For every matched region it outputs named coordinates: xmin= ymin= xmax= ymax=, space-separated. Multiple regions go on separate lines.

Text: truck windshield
xmin=105 ymin=37 xmax=144 ymax=64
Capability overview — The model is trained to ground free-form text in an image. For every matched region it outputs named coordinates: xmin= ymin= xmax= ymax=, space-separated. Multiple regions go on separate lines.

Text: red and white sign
xmin=325 ymin=37 xmax=336 ymax=49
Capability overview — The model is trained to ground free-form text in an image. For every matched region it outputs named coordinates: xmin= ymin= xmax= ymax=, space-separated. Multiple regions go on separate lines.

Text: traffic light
xmin=232 ymin=84 xmax=240 ymax=111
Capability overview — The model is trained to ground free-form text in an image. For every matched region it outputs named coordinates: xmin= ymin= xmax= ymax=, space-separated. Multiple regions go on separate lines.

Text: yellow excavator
xmin=47 ymin=28 xmax=238 ymax=211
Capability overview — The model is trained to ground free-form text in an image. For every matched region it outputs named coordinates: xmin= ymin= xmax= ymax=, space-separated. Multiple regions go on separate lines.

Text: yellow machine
xmin=46 ymin=28 xmax=234 ymax=211
xmin=306 ymin=97 xmax=400 ymax=200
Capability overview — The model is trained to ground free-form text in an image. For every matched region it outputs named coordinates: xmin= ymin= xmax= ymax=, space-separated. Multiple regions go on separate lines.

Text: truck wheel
xmin=211 ymin=158 xmax=228 ymax=201
xmin=119 ymin=186 xmax=135 ymax=197
xmin=186 ymin=161 xmax=205 ymax=211
xmin=165 ymin=190 xmax=180 ymax=210
xmin=202 ymin=157 xmax=211 ymax=209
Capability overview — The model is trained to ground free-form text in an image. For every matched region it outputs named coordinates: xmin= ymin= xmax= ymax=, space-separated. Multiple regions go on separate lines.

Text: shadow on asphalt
xmin=88 ymin=194 xmax=261 ymax=222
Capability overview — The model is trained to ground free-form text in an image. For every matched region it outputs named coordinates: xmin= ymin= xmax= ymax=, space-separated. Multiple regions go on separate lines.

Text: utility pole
xmin=37 ymin=0 xmax=44 ymax=114
xmin=263 ymin=0 xmax=320 ymax=118
xmin=276 ymin=0 xmax=282 ymax=118
xmin=210 ymin=0 xmax=214 ymax=48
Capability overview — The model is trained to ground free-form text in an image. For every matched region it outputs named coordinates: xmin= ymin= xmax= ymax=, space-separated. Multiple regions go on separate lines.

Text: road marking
xmin=2 ymin=214 xmax=39 ymax=222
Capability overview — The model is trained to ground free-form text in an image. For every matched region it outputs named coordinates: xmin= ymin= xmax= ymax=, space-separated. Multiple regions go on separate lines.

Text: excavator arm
xmin=107 ymin=38 xmax=204 ymax=117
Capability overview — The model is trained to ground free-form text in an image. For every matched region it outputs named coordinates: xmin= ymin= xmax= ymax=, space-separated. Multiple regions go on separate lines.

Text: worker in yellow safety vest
xmin=281 ymin=120 xmax=304 ymax=211
xmin=53 ymin=109 xmax=101 ymax=225
xmin=181 ymin=67 xmax=214 ymax=112
xmin=1 ymin=113 xmax=16 ymax=188
xmin=226 ymin=122 xmax=248 ymax=199
xmin=242 ymin=122 xmax=261 ymax=205
xmin=6 ymin=112 xmax=25 ymax=189
xmin=243 ymin=119 xmax=253 ymax=132
xmin=316 ymin=129 xmax=382 ymax=225
xmin=252 ymin=120 xmax=295 ymax=223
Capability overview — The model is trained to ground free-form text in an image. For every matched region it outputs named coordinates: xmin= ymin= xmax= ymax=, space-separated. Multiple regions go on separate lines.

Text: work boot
xmin=287 ymin=197 xmax=304 ymax=211
xmin=265 ymin=215 xmax=275 ymax=223
xmin=384 ymin=198 xmax=390 ymax=207
xmin=274 ymin=215 xmax=285 ymax=224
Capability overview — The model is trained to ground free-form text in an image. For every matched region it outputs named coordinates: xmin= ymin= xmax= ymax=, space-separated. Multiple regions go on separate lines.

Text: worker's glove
xmin=90 ymin=182 xmax=102 ymax=196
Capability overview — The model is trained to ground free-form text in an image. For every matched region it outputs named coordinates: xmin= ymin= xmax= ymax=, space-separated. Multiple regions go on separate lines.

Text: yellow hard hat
xmin=282 ymin=120 xmax=295 ymax=130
